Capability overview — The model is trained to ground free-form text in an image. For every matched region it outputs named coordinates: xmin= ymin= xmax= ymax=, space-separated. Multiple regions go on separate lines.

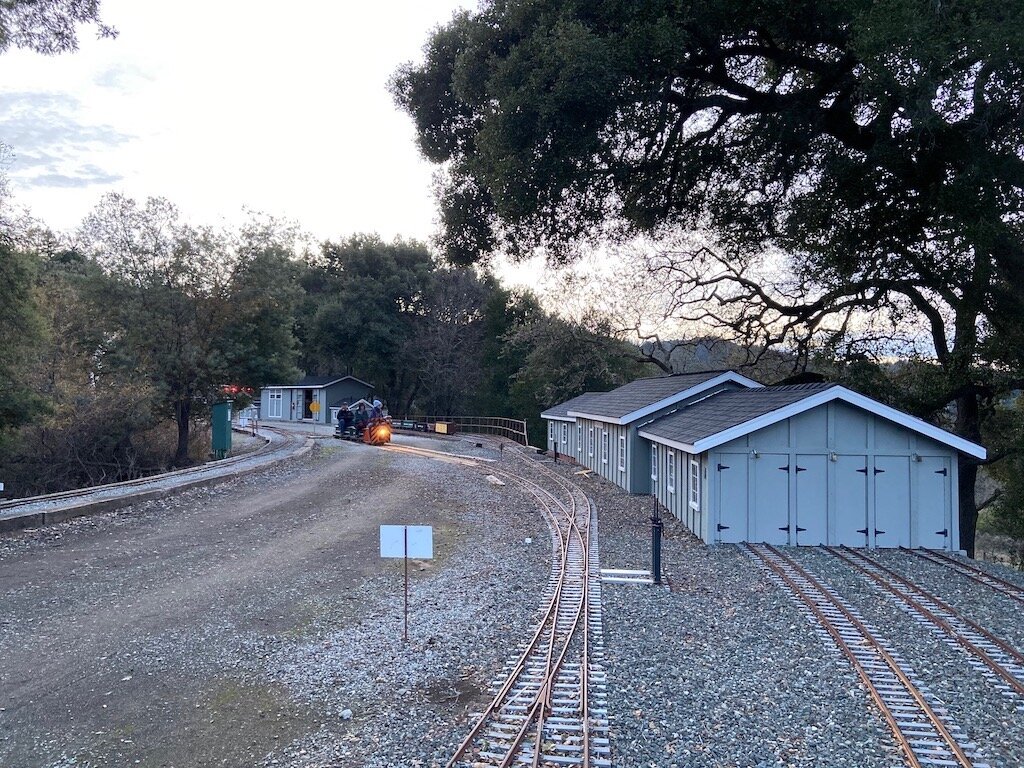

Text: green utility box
xmin=212 ymin=401 xmax=233 ymax=459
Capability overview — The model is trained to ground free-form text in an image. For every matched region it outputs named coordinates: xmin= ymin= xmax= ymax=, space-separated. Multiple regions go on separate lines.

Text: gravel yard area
xmin=539 ymin=458 xmax=1023 ymax=768
xmin=4 ymin=435 xmax=1021 ymax=768
xmin=0 ymin=436 xmax=548 ymax=768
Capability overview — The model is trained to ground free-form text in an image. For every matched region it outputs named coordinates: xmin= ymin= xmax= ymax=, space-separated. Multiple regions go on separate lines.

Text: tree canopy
xmin=395 ymin=0 xmax=1024 ymax=553
xmin=0 ymin=0 xmax=115 ymax=56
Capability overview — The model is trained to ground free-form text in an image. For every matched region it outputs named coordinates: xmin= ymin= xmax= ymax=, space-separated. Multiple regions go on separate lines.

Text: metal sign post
xmin=651 ymin=495 xmax=663 ymax=585
xmin=310 ymin=401 xmax=320 ymax=435
xmin=380 ymin=525 xmax=434 ymax=642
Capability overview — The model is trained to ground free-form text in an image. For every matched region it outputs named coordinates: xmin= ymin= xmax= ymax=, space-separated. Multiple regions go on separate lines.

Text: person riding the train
xmin=354 ymin=403 xmax=370 ymax=433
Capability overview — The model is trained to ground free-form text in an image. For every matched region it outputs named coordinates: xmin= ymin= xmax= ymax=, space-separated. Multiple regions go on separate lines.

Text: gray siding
xmin=650 ymin=443 xmax=704 ymax=534
xmin=706 ymin=401 xmax=960 ymax=549
xmin=579 ymin=382 xmax=747 ymax=495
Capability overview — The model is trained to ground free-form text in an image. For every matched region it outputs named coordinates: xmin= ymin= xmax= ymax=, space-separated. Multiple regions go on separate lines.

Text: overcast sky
xmin=0 ymin=0 xmax=476 ymax=245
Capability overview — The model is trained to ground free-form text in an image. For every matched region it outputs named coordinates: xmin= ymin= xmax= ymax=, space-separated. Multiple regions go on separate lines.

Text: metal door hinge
xmin=935 ymin=468 xmax=948 ymax=476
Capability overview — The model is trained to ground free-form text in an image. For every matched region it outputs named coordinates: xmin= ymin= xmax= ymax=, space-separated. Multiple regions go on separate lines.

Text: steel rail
xmin=504 ymin=447 xmax=596 ymax=768
xmin=827 ymin=546 xmax=1024 ymax=698
xmin=901 ymin=548 xmax=1024 ymax=606
xmin=444 ymin=477 xmax=573 ymax=768
xmin=744 ymin=543 xmax=977 ymax=768
xmin=403 ymin=433 xmax=602 ymax=766
xmin=500 ymin=439 xmax=600 ymax=767
xmin=442 ymin=439 xmax=594 ymax=767
xmin=490 ymin=465 xmax=590 ymax=768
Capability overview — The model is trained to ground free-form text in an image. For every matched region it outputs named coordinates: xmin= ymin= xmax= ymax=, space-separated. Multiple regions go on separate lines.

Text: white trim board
xmin=568 ymin=371 xmax=763 ymax=426
xmin=265 ymin=376 xmax=373 ymax=390
xmin=638 ymin=385 xmax=986 ymax=459
xmin=541 ymin=414 xmax=576 ymax=422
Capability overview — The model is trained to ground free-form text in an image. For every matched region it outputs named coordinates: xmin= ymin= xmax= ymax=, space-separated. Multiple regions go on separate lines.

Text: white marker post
xmin=380 ymin=525 xmax=433 ymax=642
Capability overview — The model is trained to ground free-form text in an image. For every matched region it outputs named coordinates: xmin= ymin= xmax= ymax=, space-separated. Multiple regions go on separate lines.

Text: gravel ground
xmin=5 ymin=434 xmax=1022 ymax=768
xmin=794 ymin=547 xmax=1023 ymax=767
xmin=251 ymin=437 xmax=552 ymax=767
xmin=537 ymin=457 xmax=1023 ymax=768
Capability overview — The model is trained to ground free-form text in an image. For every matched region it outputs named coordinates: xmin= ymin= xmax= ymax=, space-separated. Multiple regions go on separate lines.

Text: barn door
xmin=873 ymin=456 xmax=912 ymax=548
xmin=835 ymin=456 xmax=869 ymax=547
xmin=794 ymin=455 xmax=828 ymax=545
xmin=715 ymin=456 xmax=747 ymax=543
xmin=915 ymin=456 xmax=951 ymax=550
xmin=752 ymin=454 xmax=790 ymax=545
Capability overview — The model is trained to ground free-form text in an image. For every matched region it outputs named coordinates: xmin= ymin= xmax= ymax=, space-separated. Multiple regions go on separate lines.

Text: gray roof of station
xmin=541 ymin=392 xmax=605 ymax=420
xmin=272 ymin=375 xmax=374 ymax=390
xmin=567 ymin=371 xmax=750 ymax=421
xmin=641 ymin=383 xmax=836 ymax=446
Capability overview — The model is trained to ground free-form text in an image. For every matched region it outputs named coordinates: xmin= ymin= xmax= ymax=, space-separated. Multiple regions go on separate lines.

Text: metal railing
xmin=392 ymin=415 xmax=529 ymax=445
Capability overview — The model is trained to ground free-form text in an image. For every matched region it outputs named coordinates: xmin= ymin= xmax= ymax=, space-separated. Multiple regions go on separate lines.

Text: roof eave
xmin=637 ymin=429 xmax=696 ymax=454
xmin=572 ymin=371 xmax=763 ymax=426
xmin=686 ymin=386 xmax=986 ymax=459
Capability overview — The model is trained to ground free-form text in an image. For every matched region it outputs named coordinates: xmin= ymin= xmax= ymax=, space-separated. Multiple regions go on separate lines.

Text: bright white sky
xmin=0 ymin=0 xmax=479 ymax=247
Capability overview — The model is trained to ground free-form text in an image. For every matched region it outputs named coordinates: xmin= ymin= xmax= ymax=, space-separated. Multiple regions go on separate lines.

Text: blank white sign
xmin=379 ymin=525 xmax=433 ymax=559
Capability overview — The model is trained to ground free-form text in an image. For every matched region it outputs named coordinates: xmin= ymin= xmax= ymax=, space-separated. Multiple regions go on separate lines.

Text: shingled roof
xmin=566 ymin=370 xmax=762 ymax=424
xmin=638 ymin=383 xmax=986 ymax=458
xmin=541 ymin=392 xmax=604 ymax=421
xmin=274 ymin=375 xmax=374 ymax=389
xmin=640 ymin=383 xmax=835 ymax=447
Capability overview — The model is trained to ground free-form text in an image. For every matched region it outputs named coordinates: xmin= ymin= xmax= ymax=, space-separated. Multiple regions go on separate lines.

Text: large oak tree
xmin=393 ymin=0 xmax=1024 ymax=554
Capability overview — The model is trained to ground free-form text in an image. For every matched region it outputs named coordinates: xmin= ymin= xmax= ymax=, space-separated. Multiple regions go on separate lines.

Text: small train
xmin=334 ymin=416 xmax=392 ymax=446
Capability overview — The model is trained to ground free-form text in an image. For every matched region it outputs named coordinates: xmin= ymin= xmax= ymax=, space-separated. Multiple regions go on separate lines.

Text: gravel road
xmin=2 ymin=436 xmax=1021 ymax=768
xmin=0 ymin=436 xmax=547 ymax=768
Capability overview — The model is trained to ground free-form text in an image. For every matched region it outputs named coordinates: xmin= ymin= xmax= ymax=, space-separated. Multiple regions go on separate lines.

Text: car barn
xmin=543 ymin=371 xmax=762 ymax=491
xmin=541 ymin=392 xmax=603 ymax=459
xmin=637 ymin=382 xmax=986 ymax=551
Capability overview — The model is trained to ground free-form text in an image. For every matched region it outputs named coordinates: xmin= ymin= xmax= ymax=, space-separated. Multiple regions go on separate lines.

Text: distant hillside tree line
xmin=0 ymin=193 xmax=652 ymax=496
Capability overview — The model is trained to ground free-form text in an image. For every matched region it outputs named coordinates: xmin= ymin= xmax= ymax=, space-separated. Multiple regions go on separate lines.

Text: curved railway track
xmin=743 ymin=542 xmax=989 ymax=768
xmin=901 ymin=548 xmax=1024 ymax=606
xmin=824 ymin=546 xmax=1024 ymax=704
xmin=384 ymin=437 xmax=609 ymax=767
xmin=0 ymin=426 xmax=305 ymax=529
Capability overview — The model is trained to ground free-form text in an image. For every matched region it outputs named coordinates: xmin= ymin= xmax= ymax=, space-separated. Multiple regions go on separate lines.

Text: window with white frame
xmin=561 ymin=422 xmax=568 ymax=445
xmin=650 ymin=445 xmax=657 ymax=481
xmin=601 ymin=431 xmax=609 ymax=464
xmin=690 ymin=459 xmax=700 ymax=509
xmin=618 ymin=435 xmax=626 ymax=471
xmin=548 ymin=421 xmax=555 ymax=441
xmin=577 ymin=425 xmax=582 ymax=454
xmin=588 ymin=427 xmax=594 ymax=457
xmin=268 ymin=389 xmax=283 ymax=418
xmin=667 ymin=451 xmax=676 ymax=493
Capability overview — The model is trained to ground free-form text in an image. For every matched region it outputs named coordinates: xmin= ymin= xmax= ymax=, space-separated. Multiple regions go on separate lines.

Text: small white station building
xmin=542 ymin=373 xmax=985 ymax=551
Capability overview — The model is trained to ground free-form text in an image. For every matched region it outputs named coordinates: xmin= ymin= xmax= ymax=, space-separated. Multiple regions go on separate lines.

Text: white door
xmin=873 ymin=456 xmax=912 ymax=548
xmin=835 ymin=456 xmax=869 ymax=547
xmin=752 ymin=454 xmax=790 ymax=545
xmin=795 ymin=455 xmax=828 ymax=545
xmin=715 ymin=455 xmax=747 ymax=543
xmin=916 ymin=456 xmax=951 ymax=550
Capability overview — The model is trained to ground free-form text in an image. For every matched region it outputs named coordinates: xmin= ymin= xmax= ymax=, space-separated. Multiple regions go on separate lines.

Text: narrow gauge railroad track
xmin=824 ymin=546 xmax=1024 ymax=705
xmin=901 ymin=548 xmax=1024 ymax=606
xmin=383 ymin=438 xmax=608 ymax=767
xmin=742 ymin=543 xmax=989 ymax=768
xmin=0 ymin=427 xmax=302 ymax=525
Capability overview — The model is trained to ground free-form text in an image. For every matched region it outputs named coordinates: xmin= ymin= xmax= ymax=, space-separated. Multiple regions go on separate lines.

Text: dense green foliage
xmin=0 ymin=205 xmax=647 ymax=493
xmin=394 ymin=0 xmax=1024 ymax=553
